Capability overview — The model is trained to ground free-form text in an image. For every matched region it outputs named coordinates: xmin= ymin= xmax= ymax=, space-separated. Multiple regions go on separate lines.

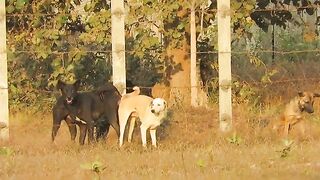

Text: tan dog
xmin=118 ymin=88 xmax=167 ymax=147
xmin=274 ymin=91 xmax=320 ymax=137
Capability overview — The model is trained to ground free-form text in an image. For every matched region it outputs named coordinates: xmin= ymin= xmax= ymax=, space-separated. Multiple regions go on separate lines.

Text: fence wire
xmin=6 ymin=5 xmax=320 ymax=55
xmin=5 ymin=4 xmax=320 ymax=16
xmin=9 ymin=49 xmax=320 ymax=55
xmin=4 ymin=3 xmax=320 ymax=96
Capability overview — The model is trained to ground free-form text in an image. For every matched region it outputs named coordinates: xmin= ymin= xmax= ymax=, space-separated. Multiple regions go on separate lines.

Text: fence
xmin=2 ymin=1 xmax=320 ymax=135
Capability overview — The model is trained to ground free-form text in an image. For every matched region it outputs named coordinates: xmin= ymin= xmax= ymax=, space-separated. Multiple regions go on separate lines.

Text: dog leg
xmin=65 ymin=115 xmax=77 ymax=141
xmin=140 ymin=125 xmax=148 ymax=147
xmin=150 ymin=129 xmax=157 ymax=148
xmin=96 ymin=121 xmax=110 ymax=141
xmin=128 ymin=116 xmax=137 ymax=143
xmin=283 ymin=122 xmax=290 ymax=137
xmin=52 ymin=107 xmax=66 ymax=143
xmin=119 ymin=122 xmax=126 ymax=147
xmin=51 ymin=123 xmax=61 ymax=143
xmin=119 ymin=112 xmax=131 ymax=147
xmin=79 ymin=123 xmax=87 ymax=145
xmin=107 ymin=111 xmax=120 ymax=138
xmin=87 ymin=120 xmax=95 ymax=144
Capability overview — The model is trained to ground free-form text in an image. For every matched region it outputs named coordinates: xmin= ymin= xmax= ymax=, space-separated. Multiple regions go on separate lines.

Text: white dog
xmin=118 ymin=88 xmax=167 ymax=147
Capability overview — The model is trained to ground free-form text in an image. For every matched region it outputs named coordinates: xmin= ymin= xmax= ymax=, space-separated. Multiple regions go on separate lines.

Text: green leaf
xmin=100 ymin=16 xmax=106 ymax=23
xmin=171 ymin=2 xmax=180 ymax=10
xmin=80 ymin=161 xmax=105 ymax=173
xmin=232 ymin=1 xmax=242 ymax=9
xmin=282 ymin=139 xmax=294 ymax=147
xmin=66 ymin=64 xmax=74 ymax=71
xmin=37 ymin=49 xmax=50 ymax=59
xmin=177 ymin=23 xmax=185 ymax=30
xmin=226 ymin=132 xmax=242 ymax=145
xmin=84 ymin=3 xmax=92 ymax=12
xmin=245 ymin=4 xmax=254 ymax=11
xmin=172 ymin=32 xmax=181 ymax=39
xmin=49 ymin=30 xmax=60 ymax=40
xmin=96 ymin=33 xmax=105 ymax=43
xmin=0 ymin=147 xmax=14 ymax=156
xmin=16 ymin=0 xmax=27 ymax=10
xmin=51 ymin=58 xmax=61 ymax=68
xmin=236 ymin=13 xmax=244 ymax=19
xmin=6 ymin=5 xmax=15 ymax=13
xmin=80 ymin=163 xmax=93 ymax=170
xmin=196 ymin=159 xmax=206 ymax=168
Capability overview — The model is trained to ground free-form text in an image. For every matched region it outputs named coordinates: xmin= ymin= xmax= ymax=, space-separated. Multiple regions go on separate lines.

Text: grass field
xmin=1 ymin=105 xmax=320 ymax=179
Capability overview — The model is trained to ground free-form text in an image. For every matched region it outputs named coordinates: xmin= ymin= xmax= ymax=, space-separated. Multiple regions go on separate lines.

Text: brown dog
xmin=273 ymin=91 xmax=320 ymax=137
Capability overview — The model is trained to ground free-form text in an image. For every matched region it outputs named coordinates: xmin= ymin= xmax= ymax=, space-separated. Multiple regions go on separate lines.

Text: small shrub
xmin=226 ymin=132 xmax=242 ymax=145
xmin=277 ymin=139 xmax=294 ymax=158
xmin=80 ymin=160 xmax=106 ymax=180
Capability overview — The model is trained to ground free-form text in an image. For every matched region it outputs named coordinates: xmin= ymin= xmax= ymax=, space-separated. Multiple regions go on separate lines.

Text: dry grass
xmin=1 ymin=105 xmax=320 ymax=180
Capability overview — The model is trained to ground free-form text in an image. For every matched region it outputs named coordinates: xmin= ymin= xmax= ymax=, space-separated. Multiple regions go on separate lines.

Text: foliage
xmin=250 ymin=0 xmax=320 ymax=32
xmin=80 ymin=160 xmax=105 ymax=180
xmin=226 ymin=132 xmax=242 ymax=145
xmin=196 ymin=159 xmax=206 ymax=170
xmin=277 ymin=139 xmax=294 ymax=158
xmin=0 ymin=147 xmax=14 ymax=156
xmin=5 ymin=0 xmax=320 ymax=110
xmin=6 ymin=0 xmax=167 ymax=110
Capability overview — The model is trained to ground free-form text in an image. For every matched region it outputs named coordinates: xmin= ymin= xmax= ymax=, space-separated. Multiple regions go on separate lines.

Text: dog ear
xmin=298 ymin=91 xmax=304 ymax=97
xmin=163 ymin=100 xmax=167 ymax=109
xmin=313 ymin=93 xmax=320 ymax=98
xmin=74 ymin=80 xmax=81 ymax=90
xmin=56 ymin=80 xmax=65 ymax=90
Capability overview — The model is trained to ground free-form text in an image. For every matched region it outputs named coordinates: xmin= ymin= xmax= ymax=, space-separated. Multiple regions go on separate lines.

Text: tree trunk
xmin=152 ymin=38 xmax=191 ymax=107
xmin=152 ymin=2 xmax=208 ymax=108
xmin=167 ymin=39 xmax=191 ymax=107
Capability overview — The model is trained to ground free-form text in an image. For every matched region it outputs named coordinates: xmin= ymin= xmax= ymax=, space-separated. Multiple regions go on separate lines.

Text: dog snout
xmin=66 ymin=97 xmax=73 ymax=104
xmin=308 ymin=108 xmax=314 ymax=113
xmin=304 ymin=104 xmax=314 ymax=113
xmin=151 ymin=109 xmax=155 ymax=113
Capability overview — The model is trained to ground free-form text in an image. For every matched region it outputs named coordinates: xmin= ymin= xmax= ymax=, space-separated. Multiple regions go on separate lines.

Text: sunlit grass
xmin=0 ymin=105 xmax=320 ymax=179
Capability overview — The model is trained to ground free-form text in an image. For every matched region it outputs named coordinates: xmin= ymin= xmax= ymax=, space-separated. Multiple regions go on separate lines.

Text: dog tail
xmin=132 ymin=86 xmax=140 ymax=95
xmin=121 ymin=86 xmax=140 ymax=100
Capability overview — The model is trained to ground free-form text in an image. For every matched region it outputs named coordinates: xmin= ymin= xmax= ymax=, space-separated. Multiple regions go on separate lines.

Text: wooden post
xmin=190 ymin=2 xmax=198 ymax=107
xmin=217 ymin=0 xmax=232 ymax=132
xmin=0 ymin=1 xmax=9 ymax=141
xmin=111 ymin=0 xmax=126 ymax=93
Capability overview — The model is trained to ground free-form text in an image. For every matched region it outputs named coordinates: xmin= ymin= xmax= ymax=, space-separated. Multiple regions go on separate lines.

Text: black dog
xmin=52 ymin=80 xmax=121 ymax=145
